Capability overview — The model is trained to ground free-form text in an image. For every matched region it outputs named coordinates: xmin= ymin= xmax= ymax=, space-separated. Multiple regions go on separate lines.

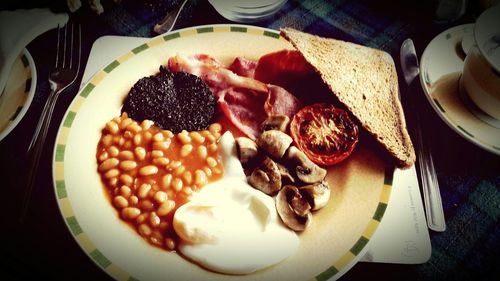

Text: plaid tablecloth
xmin=1 ymin=0 xmax=499 ymax=280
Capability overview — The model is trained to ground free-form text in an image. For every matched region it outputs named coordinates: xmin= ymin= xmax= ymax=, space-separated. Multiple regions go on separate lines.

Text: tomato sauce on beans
xmin=96 ymin=113 xmax=224 ymax=251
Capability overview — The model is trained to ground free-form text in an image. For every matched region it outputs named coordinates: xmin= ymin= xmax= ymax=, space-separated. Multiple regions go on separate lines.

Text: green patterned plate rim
xmin=52 ymin=24 xmax=393 ymax=281
xmin=419 ymin=24 xmax=500 ymax=155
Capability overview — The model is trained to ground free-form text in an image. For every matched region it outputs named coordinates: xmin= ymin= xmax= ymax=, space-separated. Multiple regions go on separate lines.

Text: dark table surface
xmin=1 ymin=0 xmax=499 ymax=280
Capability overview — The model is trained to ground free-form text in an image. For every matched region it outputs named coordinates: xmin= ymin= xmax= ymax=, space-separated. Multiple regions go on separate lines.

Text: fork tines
xmin=55 ymin=22 xmax=82 ymax=75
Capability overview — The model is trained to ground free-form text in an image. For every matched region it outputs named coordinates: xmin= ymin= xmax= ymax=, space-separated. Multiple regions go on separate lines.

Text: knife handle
xmin=414 ymin=119 xmax=446 ymax=232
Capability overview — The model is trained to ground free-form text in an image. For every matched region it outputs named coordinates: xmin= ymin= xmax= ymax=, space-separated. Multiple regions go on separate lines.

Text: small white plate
xmin=0 ymin=49 xmax=37 ymax=141
xmin=420 ymin=24 xmax=500 ymax=155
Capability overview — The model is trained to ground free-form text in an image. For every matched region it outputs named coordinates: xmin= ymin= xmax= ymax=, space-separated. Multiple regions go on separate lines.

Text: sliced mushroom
xmin=285 ymin=146 xmax=327 ymax=184
xmin=276 ymin=185 xmax=312 ymax=231
xmin=300 ymin=181 xmax=331 ymax=210
xmin=257 ymin=130 xmax=293 ymax=159
xmin=248 ymin=157 xmax=282 ymax=195
xmin=261 ymin=115 xmax=290 ymax=132
xmin=276 ymin=162 xmax=295 ymax=185
xmin=235 ymin=137 xmax=259 ymax=165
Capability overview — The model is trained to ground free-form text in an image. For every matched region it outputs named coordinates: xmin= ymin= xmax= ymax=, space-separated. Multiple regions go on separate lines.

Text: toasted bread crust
xmin=280 ymin=27 xmax=415 ymax=168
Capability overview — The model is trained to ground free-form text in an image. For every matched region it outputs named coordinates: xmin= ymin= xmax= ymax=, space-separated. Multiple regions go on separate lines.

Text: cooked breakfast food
xmin=95 ymin=27 xmax=416 ymax=275
xmin=122 ymin=67 xmax=216 ymax=133
xmin=96 ymin=114 xmax=224 ymax=251
xmin=280 ymin=27 xmax=416 ymax=169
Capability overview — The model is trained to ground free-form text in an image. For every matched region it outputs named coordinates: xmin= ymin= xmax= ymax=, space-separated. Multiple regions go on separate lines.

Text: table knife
xmin=400 ymin=38 xmax=446 ymax=232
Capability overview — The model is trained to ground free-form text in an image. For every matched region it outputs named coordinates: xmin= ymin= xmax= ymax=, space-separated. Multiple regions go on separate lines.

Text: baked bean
xmin=106 ymin=121 xmax=119 ymax=134
xmin=98 ymin=158 xmax=119 ymax=172
xmin=120 ymin=117 xmax=133 ymax=129
xmin=143 ymin=131 xmax=153 ymax=142
xmin=174 ymin=165 xmax=186 ymax=177
xmin=113 ymin=135 xmax=124 ymax=146
xmin=98 ymin=151 xmax=109 ymax=162
xmin=139 ymin=165 xmax=158 ymax=176
xmin=119 ymin=185 xmax=132 ymax=197
xmin=121 ymin=207 xmax=141 ymax=220
xmin=136 ymin=213 xmax=148 ymax=224
xmin=209 ymin=123 xmax=221 ymax=134
xmin=182 ymin=186 xmax=193 ymax=195
xmin=101 ymin=134 xmax=113 ymax=147
xmin=139 ymin=224 xmax=152 ymax=237
xmin=172 ymin=178 xmax=183 ymax=191
xmin=133 ymin=134 xmax=142 ymax=146
xmin=189 ymin=131 xmax=205 ymax=144
xmin=123 ymin=140 xmax=133 ymax=150
xmin=157 ymin=200 xmax=175 ymax=216
xmin=149 ymin=212 xmax=160 ymax=227
xmin=150 ymin=231 xmax=163 ymax=246
xmin=113 ymin=195 xmax=128 ymax=209
xmin=153 ymin=132 xmax=164 ymax=142
xmin=165 ymin=237 xmax=176 ymax=250
xmin=167 ymin=161 xmax=181 ymax=171
xmin=129 ymin=195 xmax=139 ymax=206
xmin=120 ymin=160 xmax=137 ymax=171
xmin=162 ymin=130 xmax=174 ymax=139
xmin=205 ymin=134 xmax=216 ymax=144
xmin=119 ymin=175 xmax=133 ymax=186
xmin=134 ymin=147 xmax=146 ymax=160
xmin=109 ymin=177 xmax=118 ymax=187
xmin=152 ymin=157 xmax=169 ymax=166
xmin=118 ymin=150 xmax=134 ymax=160
xmin=138 ymin=183 xmax=152 ymax=199
xmin=104 ymin=168 xmax=120 ymax=179
xmin=208 ymin=143 xmax=218 ymax=153
xmin=203 ymin=167 xmax=212 ymax=177
xmin=180 ymin=144 xmax=193 ymax=157
xmin=161 ymin=174 xmax=173 ymax=189
xmin=107 ymin=146 xmax=119 ymax=157
xmin=197 ymin=145 xmax=208 ymax=159
xmin=177 ymin=131 xmax=191 ymax=144
xmin=206 ymin=157 xmax=217 ymax=168
xmin=124 ymin=130 xmax=133 ymax=139
xmin=182 ymin=171 xmax=192 ymax=185
xmin=140 ymin=200 xmax=154 ymax=212
xmin=126 ymin=123 xmax=142 ymax=134
xmin=141 ymin=120 xmax=154 ymax=130
xmin=153 ymin=191 xmax=167 ymax=204
xmin=153 ymin=140 xmax=171 ymax=150
xmin=151 ymin=150 xmax=164 ymax=158
xmin=194 ymin=169 xmax=208 ymax=187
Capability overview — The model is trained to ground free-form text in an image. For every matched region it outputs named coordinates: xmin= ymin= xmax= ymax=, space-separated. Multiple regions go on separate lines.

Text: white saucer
xmin=420 ymin=24 xmax=500 ymax=155
xmin=0 ymin=48 xmax=37 ymax=141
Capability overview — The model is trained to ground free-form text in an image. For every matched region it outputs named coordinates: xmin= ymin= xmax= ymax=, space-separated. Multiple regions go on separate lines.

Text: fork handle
xmin=19 ymin=86 xmax=61 ymax=223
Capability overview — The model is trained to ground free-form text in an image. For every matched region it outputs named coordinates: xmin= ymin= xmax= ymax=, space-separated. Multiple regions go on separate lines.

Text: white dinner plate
xmin=52 ymin=24 xmax=393 ymax=281
xmin=419 ymin=24 xmax=500 ymax=155
xmin=0 ymin=49 xmax=37 ymax=141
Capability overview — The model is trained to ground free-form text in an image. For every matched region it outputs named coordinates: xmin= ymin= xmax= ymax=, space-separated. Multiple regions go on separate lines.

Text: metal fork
xmin=19 ymin=23 xmax=82 ymax=223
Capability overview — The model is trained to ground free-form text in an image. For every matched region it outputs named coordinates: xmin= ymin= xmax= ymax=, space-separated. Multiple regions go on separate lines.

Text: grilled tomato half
xmin=290 ymin=103 xmax=359 ymax=165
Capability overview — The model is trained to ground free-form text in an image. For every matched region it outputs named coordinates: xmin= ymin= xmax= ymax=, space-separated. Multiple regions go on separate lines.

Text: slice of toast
xmin=280 ymin=27 xmax=416 ymax=169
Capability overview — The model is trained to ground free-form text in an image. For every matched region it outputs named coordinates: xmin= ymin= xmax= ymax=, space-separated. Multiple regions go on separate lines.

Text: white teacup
xmin=459 ymin=4 xmax=500 ymax=120
xmin=208 ymin=0 xmax=288 ymax=23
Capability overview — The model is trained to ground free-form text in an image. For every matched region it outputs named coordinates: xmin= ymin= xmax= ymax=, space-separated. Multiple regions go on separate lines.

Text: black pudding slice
xmin=122 ymin=67 xmax=216 ymax=133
